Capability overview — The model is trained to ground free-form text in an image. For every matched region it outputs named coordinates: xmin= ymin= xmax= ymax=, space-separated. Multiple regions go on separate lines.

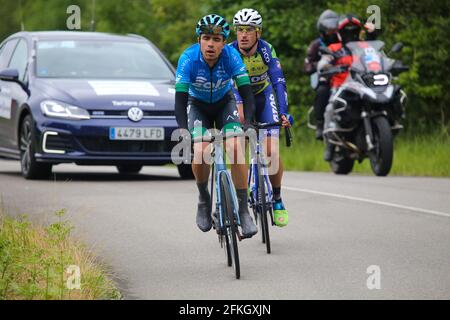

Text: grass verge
xmin=0 ymin=208 xmax=121 ymax=300
xmin=280 ymin=127 xmax=450 ymax=177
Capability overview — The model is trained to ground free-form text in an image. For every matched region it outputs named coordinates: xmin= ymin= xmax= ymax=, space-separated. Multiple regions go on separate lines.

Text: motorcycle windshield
xmin=345 ymin=41 xmax=391 ymax=74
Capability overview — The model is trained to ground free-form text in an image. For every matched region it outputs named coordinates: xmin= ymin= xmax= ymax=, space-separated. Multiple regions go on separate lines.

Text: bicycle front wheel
xmin=258 ymin=161 xmax=271 ymax=254
xmin=220 ymin=173 xmax=240 ymax=279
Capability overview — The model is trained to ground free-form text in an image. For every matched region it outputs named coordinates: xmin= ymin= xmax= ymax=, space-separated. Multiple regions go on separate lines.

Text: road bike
xmin=199 ymin=133 xmax=243 ymax=279
xmin=248 ymin=122 xmax=292 ymax=254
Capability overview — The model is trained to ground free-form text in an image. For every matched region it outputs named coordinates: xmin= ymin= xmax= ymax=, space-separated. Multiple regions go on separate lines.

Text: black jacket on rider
xmin=304 ymin=38 xmax=322 ymax=75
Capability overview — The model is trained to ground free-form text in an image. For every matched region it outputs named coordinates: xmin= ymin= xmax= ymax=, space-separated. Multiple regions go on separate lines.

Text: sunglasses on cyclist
xmin=199 ymin=25 xmax=224 ymax=36
xmin=235 ymin=26 xmax=259 ymax=33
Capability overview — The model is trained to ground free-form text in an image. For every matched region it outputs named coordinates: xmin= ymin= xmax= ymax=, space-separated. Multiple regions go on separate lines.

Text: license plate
xmin=109 ymin=127 xmax=165 ymax=140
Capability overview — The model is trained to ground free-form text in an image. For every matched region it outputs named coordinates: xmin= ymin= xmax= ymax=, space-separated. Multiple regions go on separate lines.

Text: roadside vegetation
xmin=0 ymin=0 xmax=448 ymax=177
xmin=0 ymin=208 xmax=121 ymax=300
xmin=1 ymin=0 xmax=448 ymax=139
xmin=280 ymin=127 xmax=450 ymax=177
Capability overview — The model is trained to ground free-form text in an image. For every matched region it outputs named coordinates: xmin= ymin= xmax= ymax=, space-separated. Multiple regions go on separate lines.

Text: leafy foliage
xmin=0 ymin=0 xmax=448 ymax=134
xmin=0 ymin=210 xmax=120 ymax=300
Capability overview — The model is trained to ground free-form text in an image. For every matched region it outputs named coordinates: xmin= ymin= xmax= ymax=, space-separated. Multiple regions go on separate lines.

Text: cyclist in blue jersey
xmin=231 ymin=8 xmax=293 ymax=227
xmin=175 ymin=14 xmax=257 ymax=237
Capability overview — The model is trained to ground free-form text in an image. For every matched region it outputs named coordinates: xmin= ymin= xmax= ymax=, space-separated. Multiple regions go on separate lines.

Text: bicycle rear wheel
xmin=220 ymin=173 xmax=240 ymax=279
xmin=258 ymin=161 xmax=271 ymax=254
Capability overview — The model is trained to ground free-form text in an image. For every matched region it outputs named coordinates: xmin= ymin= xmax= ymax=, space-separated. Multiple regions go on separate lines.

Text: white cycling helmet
xmin=233 ymin=8 xmax=262 ymax=28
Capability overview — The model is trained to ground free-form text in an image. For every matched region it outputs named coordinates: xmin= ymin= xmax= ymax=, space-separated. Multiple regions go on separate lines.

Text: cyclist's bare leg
xmin=237 ymin=104 xmax=245 ymax=123
xmin=225 ymin=129 xmax=257 ymax=237
xmin=192 ymin=141 xmax=212 ymax=183
xmin=270 ymin=157 xmax=283 ymax=188
xmin=192 ymin=141 xmax=213 ymax=232
xmin=225 ymin=136 xmax=247 ymax=189
xmin=264 ymin=136 xmax=282 ymax=190
xmin=264 ymin=135 xmax=288 ymax=226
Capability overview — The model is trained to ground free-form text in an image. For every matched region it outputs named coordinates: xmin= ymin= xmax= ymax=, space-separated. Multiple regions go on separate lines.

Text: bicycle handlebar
xmin=186 ymin=122 xmax=293 ymax=147
xmin=191 ymin=131 xmax=246 ymax=144
xmin=253 ymin=121 xmax=293 ymax=148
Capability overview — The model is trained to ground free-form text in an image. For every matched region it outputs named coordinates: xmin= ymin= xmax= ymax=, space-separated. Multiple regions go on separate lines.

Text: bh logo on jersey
xmin=192 ymin=76 xmax=229 ymax=91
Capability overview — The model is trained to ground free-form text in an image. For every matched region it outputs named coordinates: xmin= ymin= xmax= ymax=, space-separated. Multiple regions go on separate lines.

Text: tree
xmin=0 ymin=0 xmax=448 ymax=134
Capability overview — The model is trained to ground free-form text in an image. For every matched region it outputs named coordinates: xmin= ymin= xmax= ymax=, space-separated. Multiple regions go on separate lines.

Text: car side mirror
xmin=0 ymin=68 xmax=20 ymax=82
xmin=389 ymin=42 xmax=403 ymax=54
xmin=0 ymin=68 xmax=30 ymax=96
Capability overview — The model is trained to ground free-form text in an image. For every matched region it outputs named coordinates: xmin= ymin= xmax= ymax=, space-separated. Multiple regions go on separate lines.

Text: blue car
xmin=0 ymin=31 xmax=192 ymax=179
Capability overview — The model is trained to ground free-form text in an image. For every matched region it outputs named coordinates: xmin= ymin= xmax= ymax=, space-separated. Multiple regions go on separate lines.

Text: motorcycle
xmin=307 ymin=40 xmax=409 ymax=176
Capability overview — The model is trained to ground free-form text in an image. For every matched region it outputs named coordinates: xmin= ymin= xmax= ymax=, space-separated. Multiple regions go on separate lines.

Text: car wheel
xmin=19 ymin=115 xmax=52 ymax=180
xmin=116 ymin=165 xmax=143 ymax=174
xmin=177 ymin=163 xmax=194 ymax=180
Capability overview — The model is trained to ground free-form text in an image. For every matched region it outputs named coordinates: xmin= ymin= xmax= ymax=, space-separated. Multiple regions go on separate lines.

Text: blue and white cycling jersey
xmin=175 ymin=43 xmax=250 ymax=103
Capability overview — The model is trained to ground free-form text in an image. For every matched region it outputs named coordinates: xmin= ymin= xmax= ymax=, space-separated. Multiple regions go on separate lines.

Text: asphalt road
xmin=0 ymin=159 xmax=449 ymax=299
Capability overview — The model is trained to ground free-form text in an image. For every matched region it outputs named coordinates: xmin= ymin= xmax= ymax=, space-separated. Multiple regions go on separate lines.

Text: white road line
xmin=284 ymin=186 xmax=450 ymax=219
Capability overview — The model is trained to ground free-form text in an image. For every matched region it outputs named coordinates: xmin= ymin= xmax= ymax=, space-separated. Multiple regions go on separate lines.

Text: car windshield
xmin=35 ymin=40 xmax=174 ymax=80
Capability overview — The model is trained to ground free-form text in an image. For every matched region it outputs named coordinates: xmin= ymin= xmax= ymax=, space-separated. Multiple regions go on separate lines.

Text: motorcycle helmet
xmin=338 ymin=14 xmax=362 ymax=44
xmin=317 ymin=9 xmax=339 ymax=45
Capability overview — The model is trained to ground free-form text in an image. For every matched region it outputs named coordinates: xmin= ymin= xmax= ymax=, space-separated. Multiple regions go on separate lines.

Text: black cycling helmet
xmin=338 ymin=14 xmax=362 ymax=43
xmin=317 ymin=9 xmax=339 ymax=35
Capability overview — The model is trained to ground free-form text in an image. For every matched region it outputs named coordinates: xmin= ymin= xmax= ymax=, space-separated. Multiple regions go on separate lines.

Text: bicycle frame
xmin=200 ymin=134 xmax=242 ymax=279
xmin=247 ymin=122 xmax=292 ymax=253
xmin=248 ymin=134 xmax=274 ymax=217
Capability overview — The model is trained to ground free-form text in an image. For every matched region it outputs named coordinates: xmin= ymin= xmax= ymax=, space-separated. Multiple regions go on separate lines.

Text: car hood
xmin=33 ymin=79 xmax=176 ymax=111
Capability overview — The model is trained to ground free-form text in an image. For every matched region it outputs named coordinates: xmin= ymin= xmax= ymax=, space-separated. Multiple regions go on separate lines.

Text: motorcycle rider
xmin=317 ymin=14 xmax=364 ymax=161
xmin=318 ymin=14 xmax=399 ymax=161
xmin=304 ymin=9 xmax=340 ymax=140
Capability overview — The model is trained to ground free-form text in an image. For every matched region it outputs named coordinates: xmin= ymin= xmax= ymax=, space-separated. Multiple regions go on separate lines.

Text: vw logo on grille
xmin=128 ymin=107 xmax=144 ymax=122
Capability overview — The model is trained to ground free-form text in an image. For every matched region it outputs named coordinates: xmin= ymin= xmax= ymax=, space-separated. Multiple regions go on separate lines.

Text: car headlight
xmin=40 ymin=100 xmax=90 ymax=120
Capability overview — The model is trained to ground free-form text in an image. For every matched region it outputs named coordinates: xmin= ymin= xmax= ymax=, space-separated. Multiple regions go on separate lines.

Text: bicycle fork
xmin=214 ymin=146 xmax=242 ymax=240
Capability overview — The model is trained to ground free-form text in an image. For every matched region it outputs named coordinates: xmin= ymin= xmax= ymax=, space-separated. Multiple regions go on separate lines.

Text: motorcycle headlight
xmin=40 ymin=100 xmax=90 ymax=120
